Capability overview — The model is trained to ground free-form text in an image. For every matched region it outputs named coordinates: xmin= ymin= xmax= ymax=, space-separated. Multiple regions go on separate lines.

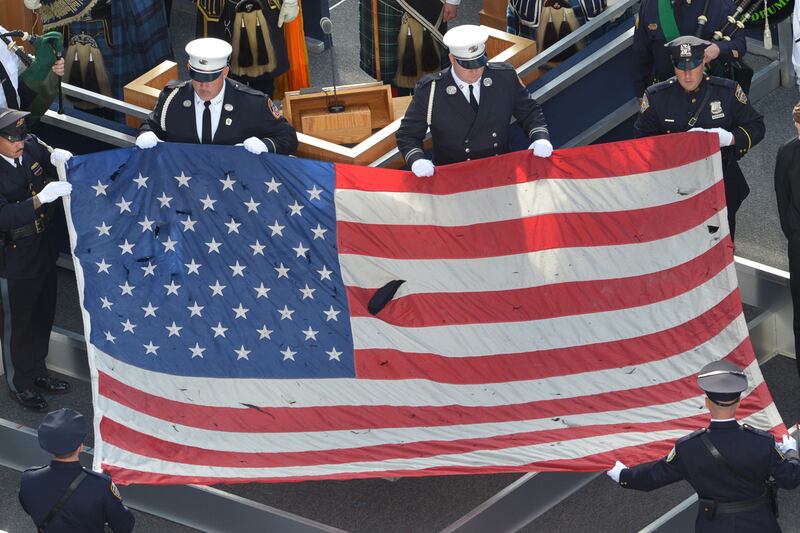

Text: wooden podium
xmin=123 ymin=61 xmax=179 ymax=128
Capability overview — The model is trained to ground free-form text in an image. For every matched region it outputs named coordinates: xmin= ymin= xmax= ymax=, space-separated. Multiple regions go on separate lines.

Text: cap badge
xmin=224 ymin=103 xmax=233 ymax=112
xmin=680 ymin=43 xmax=692 ymax=58
xmin=446 ymin=85 xmax=457 ymax=95
xmin=183 ymin=100 xmax=191 ymax=108
xmin=468 ymin=44 xmax=479 ymax=53
xmin=483 ymin=77 xmax=492 ymax=87
xmin=15 ymin=118 xmax=24 ymax=127
xmin=199 ymin=58 xmax=209 ymax=65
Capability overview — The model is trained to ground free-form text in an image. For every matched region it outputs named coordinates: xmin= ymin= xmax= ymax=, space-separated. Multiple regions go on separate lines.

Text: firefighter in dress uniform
xmin=607 ymin=360 xmax=800 ymax=532
xmin=635 ymin=36 xmax=763 ymax=239
xmin=0 ymin=108 xmax=73 ymax=410
xmin=136 ymin=38 xmax=297 ymax=155
xmin=19 ymin=408 xmax=135 ymax=532
xmin=396 ymin=24 xmax=552 ymax=178
xmin=632 ymin=0 xmax=745 ymax=97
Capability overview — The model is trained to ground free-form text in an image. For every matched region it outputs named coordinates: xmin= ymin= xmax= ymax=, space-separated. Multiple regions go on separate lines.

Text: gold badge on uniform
xmin=446 ymin=85 xmax=457 ymax=95
xmin=648 ymin=23 xmax=658 ymax=30
xmin=31 ymin=162 xmax=43 ymax=176
xmin=710 ymin=100 xmax=724 ymax=119
xmin=110 ymin=481 xmax=122 ymax=500
xmin=735 ymin=84 xmax=748 ymax=104
xmin=640 ymin=93 xmax=649 ymax=114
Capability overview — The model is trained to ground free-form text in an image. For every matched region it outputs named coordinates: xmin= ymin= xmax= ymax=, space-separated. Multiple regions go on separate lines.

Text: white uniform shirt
xmin=450 ymin=68 xmax=481 ymax=105
xmin=193 ymin=83 xmax=226 ymax=143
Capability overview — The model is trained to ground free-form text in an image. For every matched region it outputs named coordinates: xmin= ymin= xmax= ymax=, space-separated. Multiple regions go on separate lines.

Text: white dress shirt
xmin=450 ymin=68 xmax=481 ymax=105
xmin=0 ymin=25 xmax=22 ymax=109
xmin=194 ymin=83 xmax=226 ymax=143
xmin=0 ymin=154 xmax=19 ymax=167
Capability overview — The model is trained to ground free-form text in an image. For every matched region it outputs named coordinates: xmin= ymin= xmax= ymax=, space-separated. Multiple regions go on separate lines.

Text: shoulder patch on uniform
xmin=735 ymin=84 xmax=748 ymax=104
xmin=267 ymin=98 xmax=282 ymax=119
xmin=640 ymin=93 xmax=650 ymax=114
xmin=666 ymin=447 xmax=677 ymax=462
xmin=486 ymin=61 xmax=515 ymax=71
xmin=742 ymin=423 xmax=773 ymax=439
xmin=110 ymin=481 xmax=122 ymax=500
xmin=676 ymin=428 xmax=706 ymax=444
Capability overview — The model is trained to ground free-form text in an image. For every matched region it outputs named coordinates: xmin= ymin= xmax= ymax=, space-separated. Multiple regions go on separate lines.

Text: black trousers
xmin=790 ymin=237 xmax=800 ymax=378
xmin=0 ymin=266 xmax=57 ymax=392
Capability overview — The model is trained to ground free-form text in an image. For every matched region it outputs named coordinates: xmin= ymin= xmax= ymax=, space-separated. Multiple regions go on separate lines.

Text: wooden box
xmin=300 ymin=104 xmax=372 ymax=145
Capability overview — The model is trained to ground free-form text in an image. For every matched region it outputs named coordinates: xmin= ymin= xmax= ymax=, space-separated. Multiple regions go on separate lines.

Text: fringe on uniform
xmin=394 ymin=12 xmax=441 ymax=89
xmin=536 ymin=3 xmax=581 ymax=60
xmin=63 ymin=37 xmax=112 ymax=109
xmin=231 ymin=9 xmax=278 ymax=77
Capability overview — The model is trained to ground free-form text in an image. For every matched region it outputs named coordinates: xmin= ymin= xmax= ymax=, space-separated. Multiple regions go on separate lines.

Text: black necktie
xmin=468 ymin=85 xmax=479 ymax=114
xmin=201 ymin=101 xmax=212 ymax=144
xmin=0 ymin=61 xmax=19 ymax=110
xmin=14 ymin=158 xmax=20 ymax=168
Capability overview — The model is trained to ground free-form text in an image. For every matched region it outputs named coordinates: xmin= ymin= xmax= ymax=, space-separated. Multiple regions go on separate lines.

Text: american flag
xmin=61 ymin=133 xmax=784 ymax=485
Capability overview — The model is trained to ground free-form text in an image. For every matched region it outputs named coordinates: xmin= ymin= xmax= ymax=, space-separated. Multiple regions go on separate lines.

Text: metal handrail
xmin=61 ymin=83 xmax=150 ymax=118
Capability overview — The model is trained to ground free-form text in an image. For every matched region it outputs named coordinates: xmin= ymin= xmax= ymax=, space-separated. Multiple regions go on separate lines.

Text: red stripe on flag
xmin=337 ymin=181 xmax=725 ymax=259
xmin=347 ymin=237 xmax=732 ymax=327
xmin=355 ymin=289 xmax=744 ymax=383
xmin=335 ymin=132 xmax=719 ymax=194
xmin=98 ymin=345 xmax=752 ymax=434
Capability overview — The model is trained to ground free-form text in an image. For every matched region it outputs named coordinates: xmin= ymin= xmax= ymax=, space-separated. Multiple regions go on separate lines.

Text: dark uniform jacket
xmin=632 ymin=0 xmax=745 ymax=96
xmin=0 ymin=135 xmax=59 ymax=279
xmin=141 ymin=79 xmax=298 ymax=154
xmin=620 ymin=420 xmax=800 ymax=532
xmin=774 ymin=137 xmax=800 ymax=240
xmin=635 ymin=76 xmax=764 ymax=215
xmin=19 ymin=460 xmax=135 ymax=533
xmin=396 ymin=63 xmax=549 ymax=167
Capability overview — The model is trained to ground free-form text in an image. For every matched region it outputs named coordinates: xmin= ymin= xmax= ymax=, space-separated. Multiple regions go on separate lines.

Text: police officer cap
xmin=0 ymin=108 xmax=29 ymax=142
xmin=697 ymin=359 xmax=748 ymax=405
xmin=666 ymin=36 xmax=710 ymax=71
xmin=443 ymin=25 xmax=489 ymax=69
xmin=186 ymin=38 xmax=232 ymax=82
xmin=38 ymin=408 xmax=87 ymax=455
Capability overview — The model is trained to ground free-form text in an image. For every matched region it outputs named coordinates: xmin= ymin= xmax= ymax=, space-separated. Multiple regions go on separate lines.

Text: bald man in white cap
xmin=137 ymin=38 xmax=297 ymax=155
xmin=396 ymin=24 xmax=551 ymax=178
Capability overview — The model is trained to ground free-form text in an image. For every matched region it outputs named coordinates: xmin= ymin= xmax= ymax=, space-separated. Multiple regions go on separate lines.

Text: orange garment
xmin=273 ymin=0 xmax=310 ymax=99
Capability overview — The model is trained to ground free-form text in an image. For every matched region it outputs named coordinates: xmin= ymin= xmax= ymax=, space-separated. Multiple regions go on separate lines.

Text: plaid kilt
xmin=359 ymin=0 xmax=404 ymax=81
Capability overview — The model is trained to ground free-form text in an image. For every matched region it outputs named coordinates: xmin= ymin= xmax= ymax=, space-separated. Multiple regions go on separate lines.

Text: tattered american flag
xmin=60 ymin=133 xmax=784 ymax=485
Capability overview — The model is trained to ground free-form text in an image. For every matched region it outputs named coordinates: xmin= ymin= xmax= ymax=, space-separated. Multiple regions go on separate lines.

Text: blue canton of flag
xmin=66 ymin=144 xmax=353 ymax=378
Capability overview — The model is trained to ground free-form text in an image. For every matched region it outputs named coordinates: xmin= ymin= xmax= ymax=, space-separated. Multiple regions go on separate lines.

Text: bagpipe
xmin=0 ymin=29 xmax=64 ymax=121
xmin=696 ymin=0 xmax=762 ymax=93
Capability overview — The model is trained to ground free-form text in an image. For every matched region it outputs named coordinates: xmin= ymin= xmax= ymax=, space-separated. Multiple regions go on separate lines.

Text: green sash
xmin=657 ymin=0 xmax=681 ymax=42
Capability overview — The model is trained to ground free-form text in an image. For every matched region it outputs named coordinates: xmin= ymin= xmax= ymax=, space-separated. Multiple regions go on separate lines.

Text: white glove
xmin=688 ymin=127 xmax=733 ymax=147
xmin=243 ymin=136 xmax=269 ymax=155
xmin=606 ymin=460 xmax=627 ymax=483
xmin=778 ymin=434 xmax=798 ymax=455
xmin=411 ymin=159 xmax=435 ymax=178
xmin=50 ymin=148 xmax=72 ymax=168
xmin=135 ymin=131 xmax=161 ymax=149
xmin=529 ymin=139 xmax=553 ymax=158
xmin=278 ymin=0 xmax=299 ymax=27
xmin=24 ymin=0 xmax=42 ymax=9
xmin=37 ymin=181 xmax=72 ymax=204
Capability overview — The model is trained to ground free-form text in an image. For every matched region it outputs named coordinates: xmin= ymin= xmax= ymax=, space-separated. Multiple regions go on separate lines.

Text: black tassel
xmin=84 ymin=50 xmax=100 ymax=93
xmin=421 ymin=29 xmax=439 ymax=72
xmin=553 ymin=12 xmax=577 ymax=61
xmin=68 ymin=48 xmax=82 ymax=87
xmin=239 ymin=18 xmax=254 ymax=68
xmin=255 ymin=18 xmax=269 ymax=66
xmin=401 ymin=26 xmax=417 ymax=77
xmin=541 ymin=12 xmax=559 ymax=52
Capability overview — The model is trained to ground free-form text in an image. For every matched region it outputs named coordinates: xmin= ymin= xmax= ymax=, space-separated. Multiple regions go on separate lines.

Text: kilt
xmin=359 ymin=0 xmax=404 ymax=82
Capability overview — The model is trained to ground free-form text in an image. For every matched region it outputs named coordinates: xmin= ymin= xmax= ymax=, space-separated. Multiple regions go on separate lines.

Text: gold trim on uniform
xmin=735 ymin=84 xmax=748 ymax=104
xmin=737 ymin=126 xmax=752 ymax=151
